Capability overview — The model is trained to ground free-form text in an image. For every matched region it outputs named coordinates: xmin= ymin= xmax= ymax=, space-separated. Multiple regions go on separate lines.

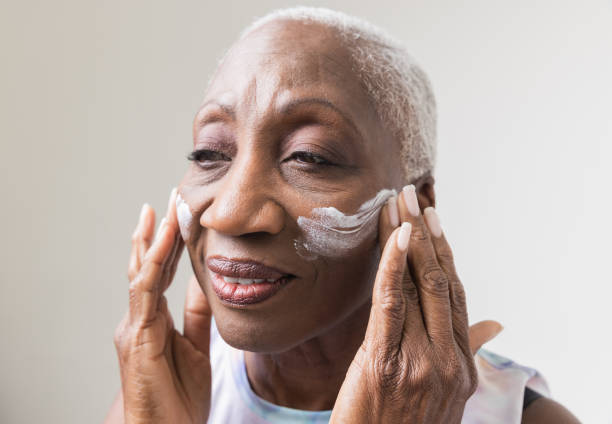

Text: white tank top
xmin=207 ymin=319 xmax=550 ymax=423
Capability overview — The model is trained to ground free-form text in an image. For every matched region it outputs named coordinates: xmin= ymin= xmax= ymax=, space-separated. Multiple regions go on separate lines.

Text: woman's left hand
xmin=330 ymin=186 xmax=503 ymax=423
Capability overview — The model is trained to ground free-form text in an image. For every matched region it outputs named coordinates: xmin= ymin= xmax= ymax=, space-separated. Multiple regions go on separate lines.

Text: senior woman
xmin=106 ymin=7 xmax=579 ymax=424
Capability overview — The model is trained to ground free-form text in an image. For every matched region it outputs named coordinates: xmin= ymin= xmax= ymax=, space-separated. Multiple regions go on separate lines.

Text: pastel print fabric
xmin=207 ymin=319 xmax=549 ymax=424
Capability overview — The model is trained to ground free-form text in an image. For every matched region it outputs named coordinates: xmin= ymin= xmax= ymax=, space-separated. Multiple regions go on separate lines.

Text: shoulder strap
xmin=523 ymin=386 xmax=543 ymax=410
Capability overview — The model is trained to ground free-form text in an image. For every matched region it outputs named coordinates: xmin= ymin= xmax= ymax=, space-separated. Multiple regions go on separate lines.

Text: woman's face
xmin=178 ymin=21 xmax=404 ymax=352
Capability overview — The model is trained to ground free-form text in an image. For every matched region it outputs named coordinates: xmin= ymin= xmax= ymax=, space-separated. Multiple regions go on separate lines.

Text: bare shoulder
xmin=521 ymin=397 xmax=581 ymax=424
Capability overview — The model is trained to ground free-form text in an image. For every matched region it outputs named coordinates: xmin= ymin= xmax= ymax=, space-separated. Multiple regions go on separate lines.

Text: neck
xmin=244 ymin=299 xmax=371 ymax=411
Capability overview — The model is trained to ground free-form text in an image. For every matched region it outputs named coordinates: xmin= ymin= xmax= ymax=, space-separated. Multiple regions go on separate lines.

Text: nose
xmin=199 ymin=160 xmax=285 ymax=237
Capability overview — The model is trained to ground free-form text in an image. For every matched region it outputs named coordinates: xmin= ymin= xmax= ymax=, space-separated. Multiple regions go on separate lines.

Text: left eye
xmin=288 ymin=151 xmax=333 ymax=166
xmin=187 ymin=149 xmax=231 ymax=165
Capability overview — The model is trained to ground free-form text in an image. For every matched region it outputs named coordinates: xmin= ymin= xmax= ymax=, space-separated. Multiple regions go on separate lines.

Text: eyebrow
xmin=195 ymin=100 xmax=236 ymax=128
xmin=196 ymin=97 xmax=364 ymax=143
xmin=277 ymin=97 xmax=362 ymax=140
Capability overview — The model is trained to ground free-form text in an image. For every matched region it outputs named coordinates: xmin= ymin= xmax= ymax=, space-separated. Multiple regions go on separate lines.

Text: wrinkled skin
xmin=107 ymin=19 xmax=579 ymax=424
xmin=178 ymin=20 xmax=408 ymax=411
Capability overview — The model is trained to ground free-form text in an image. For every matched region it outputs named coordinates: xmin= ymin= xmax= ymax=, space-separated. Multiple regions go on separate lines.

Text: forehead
xmin=202 ymin=20 xmax=380 ymax=134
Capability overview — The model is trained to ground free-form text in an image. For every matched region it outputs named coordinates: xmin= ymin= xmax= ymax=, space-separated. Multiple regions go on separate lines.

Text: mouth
xmin=206 ymin=256 xmax=295 ymax=305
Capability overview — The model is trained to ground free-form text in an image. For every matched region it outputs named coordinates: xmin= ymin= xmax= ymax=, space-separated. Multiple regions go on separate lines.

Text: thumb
xmin=183 ymin=274 xmax=213 ymax=354
xmin=468 ymin=320 xmax=503 ymax=354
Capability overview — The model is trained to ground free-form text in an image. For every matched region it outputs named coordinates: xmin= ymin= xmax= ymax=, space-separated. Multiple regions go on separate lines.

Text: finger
xmin=423 ymin=207 xmax=471 ymax=353
xmin=159 ymin=230 xmax=184 ymax=294
xmin=397 ymin=184 xmax=452 ymax=344
xmin=128 ymin=203 xmax=148 ymax=281
xmin=378 ymin=195 xmax=425 ymax=340
xmin=400 ymin=263 xmax=428 ymax=344
xmin=149 ymin=187 xmax=181 ymax=292
xmin=468 ymin=320 xmax=503 ymax=354
xmin=423 ymin=207 xmax=457 ymax=277
xmin=130 ymin=204 xmax=156 ymax=278
xmin=184 ymin=275 xmax=213 ymax=354
xmin=377 ymin=195 xmax=400 ymax=255
xmin=138 ymin=204 xmax=156 ymax=264
xmin=129 ymin=188 xmax=179 ymax=325
xmin=364 ymin=224 xmax=410 ymax=355
xmin=157 ymin=188 xmax=185 ymax=293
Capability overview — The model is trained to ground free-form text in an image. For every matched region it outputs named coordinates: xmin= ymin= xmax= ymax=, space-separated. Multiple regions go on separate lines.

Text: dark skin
xmin=182 ymin=20 xmax=404 ymax=410
xmin=106 ymin=19 xmax=579 ymax=424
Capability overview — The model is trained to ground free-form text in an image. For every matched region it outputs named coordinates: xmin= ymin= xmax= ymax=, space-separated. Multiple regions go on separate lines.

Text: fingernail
xmin=397 ymin=222 xmax=412 ymax=251
xmin=140 ymin=203 xmax=148 ymax=221
xmin=387 ymin=196 xmax=399 ymax=227
xmin=423 ymin=207 xmax=442 ymax=238
xmin=155 ymin=217 xmax=167 ymax=242
xmin=133 ymin=203 xmax=149 ymax=237
xmin=402 ymin=184 xmax=420 ymax=217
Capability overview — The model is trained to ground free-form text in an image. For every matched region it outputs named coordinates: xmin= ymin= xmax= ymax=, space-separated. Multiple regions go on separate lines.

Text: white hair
xmin=224 ymin=6 xmax=438 ymax=182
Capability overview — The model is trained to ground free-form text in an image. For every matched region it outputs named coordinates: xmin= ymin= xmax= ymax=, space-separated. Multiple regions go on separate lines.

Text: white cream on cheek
xmin=175 ymin=192 xmax=193 ymax=241
xmin=293 ymin=188 xmax=397 ymax=260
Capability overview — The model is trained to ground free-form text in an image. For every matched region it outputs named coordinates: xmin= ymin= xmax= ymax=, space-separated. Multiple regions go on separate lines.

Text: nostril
xmin=202 ymin=196 xmax=286 ymax=237
xmin=240 ymin=231 xmax=277 ymax=240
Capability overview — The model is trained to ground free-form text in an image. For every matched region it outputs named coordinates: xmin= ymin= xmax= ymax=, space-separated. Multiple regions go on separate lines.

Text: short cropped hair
xmin=220 ymin=6 xmax=438 ymax=182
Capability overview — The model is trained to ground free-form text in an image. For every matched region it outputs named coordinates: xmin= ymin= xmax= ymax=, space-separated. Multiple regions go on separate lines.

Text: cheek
xmin=294 ymin=188 xmax=396 ymax=260
xmin=175 ymin=192 xmax=194 ymax=241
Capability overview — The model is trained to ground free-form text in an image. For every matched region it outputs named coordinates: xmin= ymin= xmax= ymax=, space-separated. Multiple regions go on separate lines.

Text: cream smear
xmin=175 ymin=192 xmax=193 ymax=241
xmin=293 ymin=188 xmax=397 ymax=260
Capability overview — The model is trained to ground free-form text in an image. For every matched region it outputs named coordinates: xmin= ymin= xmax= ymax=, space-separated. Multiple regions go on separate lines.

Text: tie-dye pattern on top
xmin=207 ymin=319 xmax=550 ymax=424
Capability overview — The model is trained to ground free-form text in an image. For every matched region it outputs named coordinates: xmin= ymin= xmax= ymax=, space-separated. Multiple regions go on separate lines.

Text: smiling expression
xmin=176 ymin=20 xmax=404 ymax=352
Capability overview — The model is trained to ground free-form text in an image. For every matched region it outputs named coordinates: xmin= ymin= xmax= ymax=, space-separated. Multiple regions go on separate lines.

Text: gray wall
xmin=1 ymin=1 xmax=610 ymax=422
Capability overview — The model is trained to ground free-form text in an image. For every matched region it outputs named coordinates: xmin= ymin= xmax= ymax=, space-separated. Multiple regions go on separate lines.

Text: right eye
xmin=186 ymin=149 xmax=231 ymax=167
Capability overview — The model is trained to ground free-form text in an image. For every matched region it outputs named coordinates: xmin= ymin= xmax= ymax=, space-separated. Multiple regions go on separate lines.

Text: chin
xmin=214 ymin=315 xmax=305 ymax=353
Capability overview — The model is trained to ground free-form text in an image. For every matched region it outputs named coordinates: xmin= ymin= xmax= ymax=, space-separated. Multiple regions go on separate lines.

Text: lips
xmin=207 ymin=256 xmax=292 ymax=279
xmin=206 ymin=256 xmax=294 ymax=305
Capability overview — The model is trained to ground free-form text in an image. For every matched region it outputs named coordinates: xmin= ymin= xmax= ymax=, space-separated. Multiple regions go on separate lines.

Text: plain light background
xmin=1 ymin=0 xmax=610 ymax=422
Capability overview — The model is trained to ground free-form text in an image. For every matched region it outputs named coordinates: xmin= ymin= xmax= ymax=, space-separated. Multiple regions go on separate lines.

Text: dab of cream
xmin=294 ymin=188 xmax=397 ymax=260
xmin=175 ymin=192 xmax=193 ymax=241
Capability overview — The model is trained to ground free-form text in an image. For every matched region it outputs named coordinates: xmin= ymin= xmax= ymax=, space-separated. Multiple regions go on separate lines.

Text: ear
xmin=412 ymin=172 xmax=436 ymax=211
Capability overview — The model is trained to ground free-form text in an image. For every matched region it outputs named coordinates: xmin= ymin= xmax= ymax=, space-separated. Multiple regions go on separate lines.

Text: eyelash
xmin=286 ymin=151 xmax=334 ymax=166
xmin=186 ymin=149 xmax=334 ymax=167
xmin=186 ymin=149 xmax=230 ymax=163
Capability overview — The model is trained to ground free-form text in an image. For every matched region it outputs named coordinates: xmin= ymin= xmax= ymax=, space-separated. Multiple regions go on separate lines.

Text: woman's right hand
xmin=108 ymin=188 xmax=213 ymax=424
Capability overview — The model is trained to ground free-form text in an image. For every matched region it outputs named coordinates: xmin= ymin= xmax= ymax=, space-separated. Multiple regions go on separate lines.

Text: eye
xmin=287 ymin=151 xmax=334 ymax=166
xmin=187 ymin=149 xmax=231 ymax=167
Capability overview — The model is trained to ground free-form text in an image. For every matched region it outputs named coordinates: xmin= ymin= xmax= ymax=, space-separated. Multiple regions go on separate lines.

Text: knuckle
xmin=130 ymin=231 xmax=141 ymax=245
xmin=377 ymin=287 xmax=405 ymax=319
xmin=113 ymin=317 xmax=130 ymax=351
xmin=372 ymin=352 xmax=402 ymax=392
xmin=451 ymin=281 xmax=467 ymax=308
xmin=127 ymin=265 xmax=138 ymax=282
xmin=130 ymin=267 xmax=156 ymax=294
xmin=442 ymin=356 xmax=478 ymax=397
xmin=408 ymin=358 xmax=435 ymax=390
xmin=419 ymin=266 xmax=449 ymax=295
xmin=128 ymin=284 xmax=139 ymax=305
xmin=437 ymin=248 xmax=454 ymax=265
xmin=463 ymin=359 xmax=479 ymax=395
xmin=410 ymin=221 xmax=430 ymax=241
xmin=440 ymin=358 xmax=460 ymax=385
